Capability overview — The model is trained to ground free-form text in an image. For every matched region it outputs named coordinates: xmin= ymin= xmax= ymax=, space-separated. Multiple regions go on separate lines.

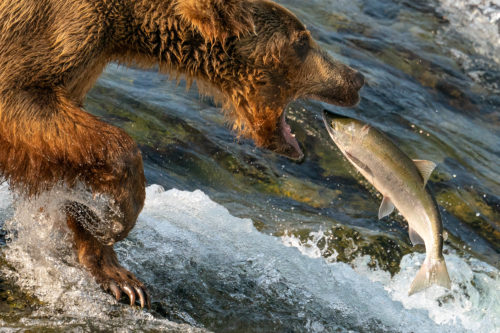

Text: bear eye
xmin=293 ymin=34 xmax=310 ymax=60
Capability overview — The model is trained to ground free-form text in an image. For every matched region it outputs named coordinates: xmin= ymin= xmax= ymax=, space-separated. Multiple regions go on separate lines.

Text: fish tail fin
xmin=408 ymin=257 xmax=451 ymax=296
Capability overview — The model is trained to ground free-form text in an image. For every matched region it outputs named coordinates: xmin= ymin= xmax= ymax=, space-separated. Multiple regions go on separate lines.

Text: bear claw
xmin=122 ymin=285 xmax=135 ymax=305
xmin=109 ymin=281 xmax=121 ymax=300
xmin=104 ymin=276 xmax=150 ymax=308
xmin=134 ymin=286 xmax=147 ymax=308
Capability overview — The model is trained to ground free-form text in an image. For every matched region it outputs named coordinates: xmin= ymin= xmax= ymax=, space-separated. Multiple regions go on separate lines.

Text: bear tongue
xmin=276 ymin=111 xmax=304 ymax=161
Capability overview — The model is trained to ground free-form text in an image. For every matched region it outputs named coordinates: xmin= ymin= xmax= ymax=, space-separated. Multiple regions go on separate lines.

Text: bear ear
xmin=175 ymin=0 xmax=255 ymax=41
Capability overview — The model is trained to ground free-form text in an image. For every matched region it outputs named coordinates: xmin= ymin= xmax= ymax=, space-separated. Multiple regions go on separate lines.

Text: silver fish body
xmin=322 ymin=110 xmax=451 ymax=295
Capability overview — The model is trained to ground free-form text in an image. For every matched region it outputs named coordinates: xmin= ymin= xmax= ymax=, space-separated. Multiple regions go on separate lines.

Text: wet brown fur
xmin=0 ymin=0 xmax=363 ymax=304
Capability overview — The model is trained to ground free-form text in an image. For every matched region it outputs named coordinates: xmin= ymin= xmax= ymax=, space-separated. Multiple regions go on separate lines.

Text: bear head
xmin=219 ymin=0 xmax=364 ymax=161
xmin=176 ymin=0 xmax=364 ymax=161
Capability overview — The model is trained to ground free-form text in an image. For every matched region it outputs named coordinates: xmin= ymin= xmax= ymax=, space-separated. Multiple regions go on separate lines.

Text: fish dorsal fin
xmin=413 ymin=160 xmax=436 ymax=186
xmin=378 ymin=196 xmax=395 ymax=219
xmin=409 ymin=226 xmax=425 ymax=245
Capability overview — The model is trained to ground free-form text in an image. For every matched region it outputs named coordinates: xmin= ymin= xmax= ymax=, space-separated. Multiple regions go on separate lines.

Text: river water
xmin=0 ymin=0 xmax=499 ymax=332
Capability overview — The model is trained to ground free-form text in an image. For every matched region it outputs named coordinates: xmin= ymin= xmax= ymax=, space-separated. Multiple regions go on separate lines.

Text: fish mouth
xmin=266 ymin=108 xmax=304 ymax=162
xmin=322 ymin=109 xmax=345 ymax=138
xmin=322 ymin=110 xmax=334 ymax=136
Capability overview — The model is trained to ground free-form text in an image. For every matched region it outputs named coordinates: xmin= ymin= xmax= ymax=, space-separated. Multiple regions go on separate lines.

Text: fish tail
xmin=408 ymin=257 xmax=451 ymax=296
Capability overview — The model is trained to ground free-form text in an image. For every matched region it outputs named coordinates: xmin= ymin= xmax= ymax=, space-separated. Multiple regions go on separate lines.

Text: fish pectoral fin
xmin=409 ymin=227 xmax=425 ymax=246
xmin=413 ymin=160 xmax=436 ymax=186
xmin=378 ymin=196 xmax=395 ymax=219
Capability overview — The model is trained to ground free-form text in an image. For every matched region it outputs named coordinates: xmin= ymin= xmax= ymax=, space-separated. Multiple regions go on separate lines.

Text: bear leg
xmin=0 ymin=87 xmax=148 ymax=307
xmin=66 ymin=207 xmax=150 ymax=308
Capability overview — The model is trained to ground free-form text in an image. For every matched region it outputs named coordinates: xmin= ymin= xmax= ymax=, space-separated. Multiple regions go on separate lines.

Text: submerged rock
xmin=0 ymin=255 xmax=40 ymax=324
xmin=279 ymin=225 xmax=413 ymax=276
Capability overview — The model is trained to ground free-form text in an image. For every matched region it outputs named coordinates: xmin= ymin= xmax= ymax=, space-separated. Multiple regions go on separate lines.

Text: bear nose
xmin=353 ymin=71 xmax=365 ymax=89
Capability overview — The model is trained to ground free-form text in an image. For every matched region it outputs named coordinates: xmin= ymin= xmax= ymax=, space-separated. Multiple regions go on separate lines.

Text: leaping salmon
xmin=322 ymin=109 xmax=451 ymax=295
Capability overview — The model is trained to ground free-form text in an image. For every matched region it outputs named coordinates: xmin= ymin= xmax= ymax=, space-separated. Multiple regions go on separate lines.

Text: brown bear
xmin=0 ymin=0 xmax=363 ymax=308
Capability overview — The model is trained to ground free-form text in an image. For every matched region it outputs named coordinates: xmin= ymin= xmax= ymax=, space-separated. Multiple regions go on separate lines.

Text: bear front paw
xmin=67 ymin=212 xmax=150 ymax=308
xmin=98 ymin=262 xmax=151 ymax=309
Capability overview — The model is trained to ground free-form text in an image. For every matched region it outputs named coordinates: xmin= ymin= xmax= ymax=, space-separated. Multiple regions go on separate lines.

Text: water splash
xmin=282 ymin=229 xmax=340 ymax=262
xmin=283 ymin=230 xmax=500 ymax=332
xmin=122 ymin=186 xmax=465 ymax=332
xmin=0 ymin=185 xmax=206 ymax=332
xmin=360 ymin=254 xmax=500 ymax=332
xmin=0 ymin=185 xmax=497 ymax=331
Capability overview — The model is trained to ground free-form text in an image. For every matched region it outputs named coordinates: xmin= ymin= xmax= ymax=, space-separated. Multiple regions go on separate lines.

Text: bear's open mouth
xmin=277 ymin=110 xmax=304 ymax=161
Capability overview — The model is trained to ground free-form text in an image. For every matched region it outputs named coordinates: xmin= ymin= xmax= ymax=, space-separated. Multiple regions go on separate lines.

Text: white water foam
xmin=282 ymin=231 xmax=500 ymax=332
xmin=0 ymin=184 xmax=498 ymax=331
xmin=0 ymin=185 xmax=205 ymax=332
xmin=121 ymin=186 xmax=475 ymax=332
